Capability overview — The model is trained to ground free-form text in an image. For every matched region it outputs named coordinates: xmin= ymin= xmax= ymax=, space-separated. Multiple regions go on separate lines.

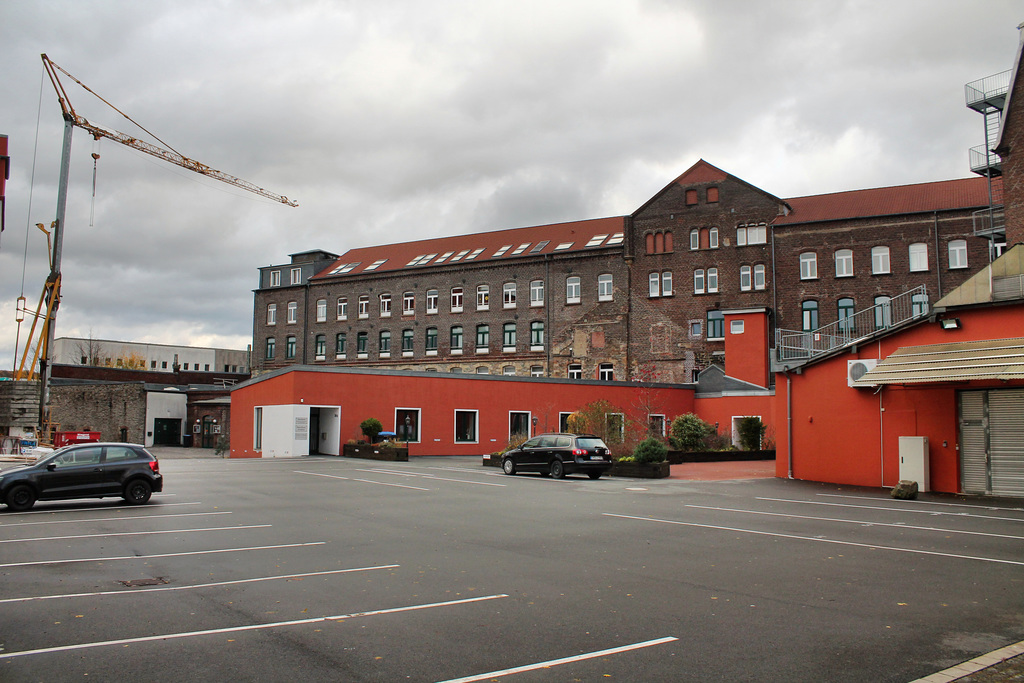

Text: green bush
xmin=737 ymin=416 xmax=766 ymax=451
xmin=633 ymin=437 xmax=668 ymax=463
xmin=360 ymin=417 xmax=383 ymax=441
xmin=670 ymin=413 xmax=715 ymax=451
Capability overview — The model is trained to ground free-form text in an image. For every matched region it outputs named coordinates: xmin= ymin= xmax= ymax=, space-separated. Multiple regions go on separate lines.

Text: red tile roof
xmin=314 ymin=216 xmax=626 ymax=279
xmin=775 ymin=176 xmax=1000 ymax=226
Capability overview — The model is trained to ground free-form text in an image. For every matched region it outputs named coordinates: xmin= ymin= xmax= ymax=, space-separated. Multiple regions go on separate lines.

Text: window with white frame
xmin=740 ymin=266 xmax=752 ymax=291
xmin=707 ymin=310 xmax=724 ymax=339
xmin=403 ymin=291 xmax=415 ymax=315
xmin=396 ymin=408 xmax=420 ymax=442
xmin=871 ymin=246 xmax=890 ymax=274
xmin=503 ymin=282 xmax=516 ymax=308
xmin=737 ymin=222 xmax=766 ymax=245
xmin=502 ymin=365 xmax=515 ymax=376
xmin=530 ymin=365 xmax=543 ymax=377
xmin=567 ymin=364 xmax=582 ymax=379
xmin=874 ymin=295 xmax=892 ymax=329
xmin=753 ymin=264 xmax=766 ymax=290
xmin=948 ymin=239 xmax=968 ymax=269
xmin=694 ymin=269 xmax=705 ymax=294
xmin=649 ymin=272 xmax=660 ymax=297
xmin=835 ymin=249 xmax=853 ymax=277
xmin=379 ymin=294 xmax=391 ymax=317
xmin=912 ymin=292 xmax=929 ymax=316
xmin=337 ymin=297 xmax=348 ymax=320
xmin=356 ymin=332 xmax=367 ymax=355
xmin=690 ymin=229 xmax=699 ymax=250
xmin=476 ymin=285 xmax=489 ymax=310
xmin=312 ymin=299 xmax=324 ymax=322
xmin=290 ymin=267 xmax=302 ymax=285
xmin=800 ymin=252 xmax=817 ymax=280
xmin=598 ymin=273 xmax=613 ymax=301
xmin=649 ymin=414 xmax=666 ymax=437
xmin=286 ymin=335 xmax=297 ymax=359
xmin=267 ymin=303 xmax=277 ymax=325
xmin=707 ymin=268 xmax=718 ymax=293
xmin=802 ymin=300 xmax=818 ymax=331
xmin=314 ymin=334 xmax=326 ymax=360
xmin=709 ymin=227 xmax=719 ymax=249
xmin=269 ymin=270 xmax=280 ymax=287
xmin=476 ymin=324 xmax=489 ymax=351
xmin=905 ymin=243 xmax=927 ymax=272
xmin=336 ymin=332 xmax=346 ymax=358
xmin=605 ymin=412 xmax=624 ymax=443
xmin=503 ymin=322 xmax=516 ymax=349
xmin=662 ymin=271 xmax=673 ymax=295
xmin=426 ymin=327 xmax=438 ymax=353
xmin=530 ymin=279 xmax=544 ymax=306
xmin=450 ymin=287 xmax=463 ymax=313
xmin=426 ymin=289 xmax=439 ymax=314
xmin=454 ymin=410 xmax=478 ymax=443
xmin=358 ymin=295 xmax=369 ymax=319
xmin=530 ymin=321 xmax=544 ymax=349
xmin=599 ymin=363 xmax=614 ymax=381
xmin=566 ymin=276 xmax=581 ymax=304
xmin=287 ymin=301 xmax=298 ymax=324
xmin=402 ymin=329 xmax=414 ymax=354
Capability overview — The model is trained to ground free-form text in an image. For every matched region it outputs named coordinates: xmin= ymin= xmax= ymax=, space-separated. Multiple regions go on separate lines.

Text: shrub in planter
xmin=670 ymin=413 xmax=715 ymax=451
xmin=737 ymin=416 xmax=767 ymax=451
xmin=632 ymin=437 xmax=668 ymax=463
xmin=360 ymin=418 xmax=383 ymax=443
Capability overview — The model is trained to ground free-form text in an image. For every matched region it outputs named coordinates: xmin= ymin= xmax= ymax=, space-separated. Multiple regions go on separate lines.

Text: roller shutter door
xmin=958 ymin=389 xmax=1024 ymax=497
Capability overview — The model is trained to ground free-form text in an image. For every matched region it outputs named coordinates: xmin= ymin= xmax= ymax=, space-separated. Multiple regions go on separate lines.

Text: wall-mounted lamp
xmin=940 ymin=318 xmax=961 ymax=330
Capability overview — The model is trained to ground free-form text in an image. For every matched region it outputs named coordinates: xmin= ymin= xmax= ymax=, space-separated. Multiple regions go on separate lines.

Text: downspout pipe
xmin=783 ymin=368 xmax=793 ymax=479
xmin=933 ymin=212 xmax=943 ymax=299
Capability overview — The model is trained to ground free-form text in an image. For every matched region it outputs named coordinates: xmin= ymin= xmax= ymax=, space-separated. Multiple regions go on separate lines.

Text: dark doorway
xmin=153 ymin=419 xmax=182 ymax=446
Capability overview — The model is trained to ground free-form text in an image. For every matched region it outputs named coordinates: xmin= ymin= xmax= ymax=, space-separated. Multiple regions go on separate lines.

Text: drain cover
xmin=119 ymin=577 xmax=169 ymax=587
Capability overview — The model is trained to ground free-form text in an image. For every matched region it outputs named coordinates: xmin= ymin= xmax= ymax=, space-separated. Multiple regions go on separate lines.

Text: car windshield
xmin=575 ymin=438 xmax=607 ymax=450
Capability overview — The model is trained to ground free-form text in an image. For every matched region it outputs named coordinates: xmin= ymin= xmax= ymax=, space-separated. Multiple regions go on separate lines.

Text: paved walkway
xmin=668 ymin=459 xmax=776 ymax=481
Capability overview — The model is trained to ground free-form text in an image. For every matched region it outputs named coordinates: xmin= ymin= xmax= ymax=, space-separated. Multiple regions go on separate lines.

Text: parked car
xmin=501 ymin=433 xmax=612 ymax=479
xmin=0 ymin=442 xmax=163 ymax=511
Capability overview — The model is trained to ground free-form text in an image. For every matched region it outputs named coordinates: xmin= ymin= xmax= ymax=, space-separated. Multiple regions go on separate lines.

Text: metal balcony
xmin=965 ymin=71 xmax=1011 ymax=113
xmin=775 ymin=286 xmax=928 ymax=364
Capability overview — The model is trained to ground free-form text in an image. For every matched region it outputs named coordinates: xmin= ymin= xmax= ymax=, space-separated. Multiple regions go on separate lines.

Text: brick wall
xmin=50 ymin=383 xmax=147 ymax=443
xmin=999 ymin=56 xmax=1024 ymax=247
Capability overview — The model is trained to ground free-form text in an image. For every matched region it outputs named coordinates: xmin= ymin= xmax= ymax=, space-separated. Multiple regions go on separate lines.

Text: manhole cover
xmin=119 ymin=577 xmax=169 ymax=587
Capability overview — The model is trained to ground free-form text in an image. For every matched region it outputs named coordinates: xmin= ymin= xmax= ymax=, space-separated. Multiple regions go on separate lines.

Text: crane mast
xmin=21 ymin=54 xmax=298 ymax=442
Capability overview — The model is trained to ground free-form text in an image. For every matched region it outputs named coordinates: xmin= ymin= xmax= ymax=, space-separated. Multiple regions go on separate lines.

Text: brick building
xmin=253 ymin=162 xmax=995 ymax=385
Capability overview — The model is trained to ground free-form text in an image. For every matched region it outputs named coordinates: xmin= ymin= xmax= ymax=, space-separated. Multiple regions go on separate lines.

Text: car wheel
xmin=588 ymin=471 xmax=602 ymax=480
xmin=6 ymin=484 xmax=36 ymax=512
xmin=550 ymin=460 xmax=565 ymax=479
xmin=502 ymin=458 xmax=517 ymax=475
xmin=123 ymin=479 xmax=153 ymax=505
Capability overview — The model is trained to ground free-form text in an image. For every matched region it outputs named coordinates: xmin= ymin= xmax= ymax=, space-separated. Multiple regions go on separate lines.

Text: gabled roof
xmin=313 ymin=216 xmax=626 ymax=280
xmin=995 ymin=29 xmax=1024 ymax=154
xmin=632 ymin=159 xmax=788 ymax=217
xmin=775 ymin=176 xmax=996 ymax=226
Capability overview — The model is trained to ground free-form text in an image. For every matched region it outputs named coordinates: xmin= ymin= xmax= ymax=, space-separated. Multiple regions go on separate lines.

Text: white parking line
xmin=0 ymin=524 xmax=272 ymax=544
xmin=817 ymin=493 xmax=1024 ymax=513
xmin=0 ymin=501 xmax=201 ymax=516
xmin=357 ymin=468 xmax=506 ymax=487
xmin=435 ymin=636 xmax=679 ymax=683
xmin=0 ymin=511 xmax=233 ymax=528
xmin=686 ymin=505 xmax=1024 ymax=541
xmin=0 ymin=565 xmax=400 ymax=604
xmin=0 ymin=541 xmax=325 ymax=568
xmin=604 ymin=513 xmax=1024 ymax=567
xmin=0 ymin=594 xmax=508 ymax=659
xmin=294 ymin=470 xmax=430 ymax=490
xmin=757 ymin=497 xmax=1024 ymax=523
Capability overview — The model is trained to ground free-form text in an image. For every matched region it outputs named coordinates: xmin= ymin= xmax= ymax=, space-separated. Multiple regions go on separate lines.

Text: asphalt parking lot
xmin=2 ymin=454 xmax=1023 ymax=682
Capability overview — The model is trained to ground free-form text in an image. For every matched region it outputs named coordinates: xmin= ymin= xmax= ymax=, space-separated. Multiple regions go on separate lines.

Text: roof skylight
xmin=450 ymin=249 xmax=470 ymax=262
xmin=406 ymin=255 xmax=426 ymax=266
xmin=606 ymin=233 xmax=624 ymax=246
xmin=585 ymin=235 xmax=608 ymax=248
xmin=554 ymin=242 xmax=574 ymax=251
xmin=511 ymin=243 xmax=531 ymax=255
xmin=530 ymin=241 xmax=550 ymax=253
xmin=330 ymin=262 xmax=361 ymax=274
xmin=363 ymin=259 xmax=387 ymax=271
xmin=466 ymin=248 xmax=485 ymax=260
xmin=434 ymin=251 xmax=455 ymax=264
xmin=492 ymin=245 xmax=513 ymax=257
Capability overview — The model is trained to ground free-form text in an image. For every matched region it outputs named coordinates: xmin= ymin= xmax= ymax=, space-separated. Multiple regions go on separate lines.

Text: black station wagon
xmin=501 ymin=433 xmax=612 ymax=479
xmin=0 ymin=442 xmax=163 ymax=511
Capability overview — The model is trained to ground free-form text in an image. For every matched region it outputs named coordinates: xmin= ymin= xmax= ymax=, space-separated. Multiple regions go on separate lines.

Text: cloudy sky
xmin=0 ymin=1 xmax=1020 ymax=371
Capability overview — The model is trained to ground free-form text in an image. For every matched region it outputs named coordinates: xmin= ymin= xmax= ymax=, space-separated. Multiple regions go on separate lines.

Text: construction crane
xmin=16 ymin=54 xmax=298 ymax=442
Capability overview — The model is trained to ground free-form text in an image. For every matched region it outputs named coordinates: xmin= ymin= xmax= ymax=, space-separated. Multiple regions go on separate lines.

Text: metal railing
xmin=775 ymin=286 xmax=928 ymax=362
xmin=972 ymin=205 xmax=1005 ymax=237
xmin=970 ymin=145 xmax=1002 ymax=175
xmin=965 ymin=71 xmax=1011 ymax=112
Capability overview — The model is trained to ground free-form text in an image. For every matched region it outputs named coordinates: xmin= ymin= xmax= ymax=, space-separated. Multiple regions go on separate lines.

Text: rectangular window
xmin=909 ymin=243 xmax=928 ymax=272
xmin=599 ymin=363 xmax=614 ymax=381
xmin=476 ymin=324 xmax=490 ymax=351
xmin=426 ymin=289 xmax=439 ymax=314
xmin=287 ymin=301 xmax=298 ymax=324
xmin=802 ymin=300 xmax=819 ymax=331
xmin=357 ymin=332 xmax=368 ymax=355
xmin=530 ymin=365 xmax=543 ymax=377
xmin=662 ymin=271 xmax=673 ymax=295
xmin=503 ymin=322 xmax=516 ymax=349
xmin=450 ymin=326 xmax=463 ymax=351
xmin=530 ymin=321 xmax=544 ymax=349
xmin=315 ymin=334 xmax=326 ymax=359
xmin=707 ymin=268 xmax=718 ymax=293
xmin=837 ymin=299 xmax=855 ymax=333
xmin=753 ymin=265 xmax=765 ymax=290
xmin=568 ymin=363 xmax=582 ymax=379
xmin=336 ymin=332 xmax=347 ymax=358
xmin=267 ymin=303 xmax=277 ymax=325
xmin=254 ymin=407 xmax=262 ymax=450
xmin=290 ymin=267 xmax=302 ymax=285
xmin=948 ymin=240 xmax=968 ymax=269
xmin=530 ymin=279 xmax=544 ymax=306
xmin=736 ymin=227 xmax=747 ymax=246
xmin=503 ymin=282 xmax=516 ymax=308
xmin=402 ymin=329 xmax=414 ymax=354
xmin=835 ymin=249 xmax=854 ymax=277
xmin=690 ymin=230 xmax=699 ymax=250
xmin=379 ymin=330 xmax=391 ymax=355
xmin=380 ymin=294 xmax=391 ymax=317
xmin=709 ymin=227 xmax=719 ymax=248
xmin=451 ymin=288 xmax=464 ymax=312
xmin=337 ymin=297 xmax=348 ymax=320
xmin=871 ymin=246 xmax=890 ymax=274
xmin=690 ymin=321 xmax=702 ymax=338
xmin=598 ymin=274 xmax=613 ymax=301
xmin=740 ymin=266 xmax=752 ymax=291
xmin=316 ymin=299 xmax=327 ymax=322
xmin=265 ymin=337 xmax=276 ymax=359
xmin=455 ymin=410 xmax=478 ymax=443
xmin=426 ymin=327 xmax=438 ymax=353
xmin=800 ymin=253 xmax=817 ymax=280
xmin=694 ymin=269 xmax=705 ymax=294
xmin=649 ymin=272 xmax=660 ymax=297
xmin=403 ymin=292 xmax=415 ymax=315
xmin=509 ymin=412 xmax=530 ymax=440
xmin=649 ymin=414 xmax=666 ymax=437
xmin=707 ymin=311 xmax=724 ymax=340
xmin=396 ymin=408 xmax=420 ymax=443
xmin=606 ymin=413 xmax=624 ymax=443
xmin=912 ymin=292 xmax=929 ymax=316
xmin=358 ymin=295 xmax=369 ymax=319
xmin=477 ymin=285 xmax=489 ymax=310
xmin=269 ymin=270 xmax=281 ymax=287
xmin=285 ymin=336 xmax=296 ymax=359
xmin=566 ymin=277 xmax=581 ymax=304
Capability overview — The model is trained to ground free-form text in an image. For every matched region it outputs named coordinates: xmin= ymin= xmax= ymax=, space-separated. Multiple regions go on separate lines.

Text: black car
xmin=501 ymin=433 xmax=612 ymax=479
xmin=0 ymin=442 xmax=163 ymax=511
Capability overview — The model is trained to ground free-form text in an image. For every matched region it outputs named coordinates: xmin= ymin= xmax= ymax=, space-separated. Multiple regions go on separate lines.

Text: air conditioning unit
xmin=847 ymin=359 xmax=878 ymax=387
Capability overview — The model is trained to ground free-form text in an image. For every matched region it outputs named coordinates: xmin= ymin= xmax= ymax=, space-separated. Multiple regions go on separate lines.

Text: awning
xmin=853 ymin=337 xmax=1024 ymax=386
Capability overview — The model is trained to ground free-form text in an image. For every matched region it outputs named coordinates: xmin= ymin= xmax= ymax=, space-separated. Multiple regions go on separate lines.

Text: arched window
xmin=835 ymin=249 xmax=853 ymax=277
xmin=871 ymin=246 xmax=890 ymax=274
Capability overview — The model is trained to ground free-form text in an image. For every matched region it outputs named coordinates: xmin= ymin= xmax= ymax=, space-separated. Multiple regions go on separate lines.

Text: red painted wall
xmin=723 ymin=310 xmax=770 ymax=388
xmin=693 ymin=394 xmax=778 ymax=447
xmin=775 ymin=305 xmax=1024 ymax=492
xmin=230 ymin=370 xmax=695 ymax=457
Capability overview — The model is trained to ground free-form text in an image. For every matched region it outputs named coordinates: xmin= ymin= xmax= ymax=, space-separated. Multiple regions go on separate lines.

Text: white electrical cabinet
xmin=898 ymin=436 xmax=930 ymax=492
